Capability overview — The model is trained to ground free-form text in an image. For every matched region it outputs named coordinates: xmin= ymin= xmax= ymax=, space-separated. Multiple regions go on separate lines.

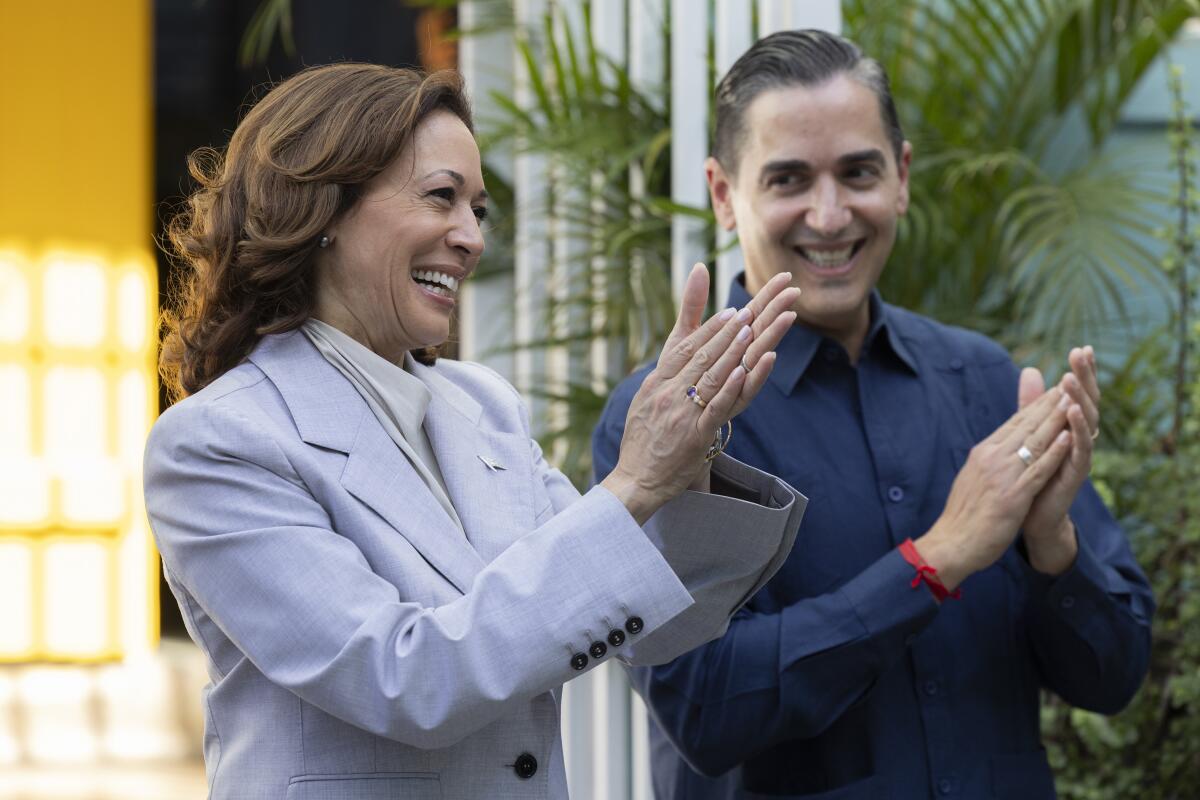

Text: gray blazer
xmin=144 ymin=330 xmax=804 ymax=799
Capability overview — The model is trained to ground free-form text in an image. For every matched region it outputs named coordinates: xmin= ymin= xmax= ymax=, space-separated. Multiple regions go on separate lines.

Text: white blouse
xmin=301 ymin=318 xmax=464 ymax=533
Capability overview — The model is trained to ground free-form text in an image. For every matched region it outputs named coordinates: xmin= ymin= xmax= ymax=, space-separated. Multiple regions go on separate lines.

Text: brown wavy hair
xmin=160 ymin=63 xmax=474 ymax=402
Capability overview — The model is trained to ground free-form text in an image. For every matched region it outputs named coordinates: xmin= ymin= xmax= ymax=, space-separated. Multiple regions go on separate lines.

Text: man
xmin=593 ymin=30 xmax=1153 ymax=799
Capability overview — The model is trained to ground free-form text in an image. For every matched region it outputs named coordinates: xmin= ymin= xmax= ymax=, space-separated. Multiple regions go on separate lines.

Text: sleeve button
xmin=589 ymin=641 xmax=608 ymax=659
xmin=570 ymin=652 xmax=589 ymax=671
xmin=513 ymin=752 xmax=538 ymax=779
xmin=1061 ymin=595 xmax=1076 ymax=609
xmin=607 ymin=628 xmax=626 ymax=647
xmin=625 ymin=616 xmax=644 ymax=635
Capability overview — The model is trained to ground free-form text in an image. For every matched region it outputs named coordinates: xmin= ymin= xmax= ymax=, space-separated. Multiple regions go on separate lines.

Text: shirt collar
xmin=727 ymin=274 xmax=920 ymax=396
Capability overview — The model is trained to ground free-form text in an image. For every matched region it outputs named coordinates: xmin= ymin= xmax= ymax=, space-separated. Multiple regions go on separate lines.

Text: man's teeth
xmin=412 ymin=270 xmax=460 ymax=294
xmin=799 ymin=245 xmax=855 ymax=267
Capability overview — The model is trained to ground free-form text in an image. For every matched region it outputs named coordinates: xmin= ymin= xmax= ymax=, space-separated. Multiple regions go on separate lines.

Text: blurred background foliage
xmin=249 ymin=0 xmax=1199 ymax=793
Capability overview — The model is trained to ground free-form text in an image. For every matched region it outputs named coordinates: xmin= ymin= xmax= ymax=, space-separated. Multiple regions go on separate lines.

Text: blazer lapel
xmin=340 ymin=420 xmax=486 ymax=594
xmin=249 ymin=332 xmax=485 ymax=594
xmin=414 ymin=363 xmax=537 ymax=565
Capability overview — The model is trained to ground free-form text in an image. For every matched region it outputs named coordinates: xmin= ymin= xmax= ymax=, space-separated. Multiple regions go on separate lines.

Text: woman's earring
xmin=318 ymin=235 xmax=332 ymax=249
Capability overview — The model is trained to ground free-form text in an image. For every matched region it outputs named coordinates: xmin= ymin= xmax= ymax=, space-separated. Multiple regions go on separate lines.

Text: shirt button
xmin=887 ymin=485 xmax=904 ymax=503
xmin=949 ymin=358 xmax=964 ymax=370
xmin=923 ymin=680 xmax=939 ymax=696
xmin=625 ymin=616 xmax=644 ymax=635
xmin=938 ymin=778 xmax=953 ymax=794
xmin=607 ymin=628 xmax=626 ymax=647
xmin=570 ymin=652 xmax=588 ymax=671
xmin=1061 ymin=595 xmax=1076 ymax=609
xmin=589 ymin=641 xmax=608 ymax=659
xmin=514 ymin=752 xmax=538 ymax=779
xmin=904 ymin=633 xmax=917 ymax=647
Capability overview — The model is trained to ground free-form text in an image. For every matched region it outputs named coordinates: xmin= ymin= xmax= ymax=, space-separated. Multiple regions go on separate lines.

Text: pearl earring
xmin=318 ymin=235 xmax=331 ymax=248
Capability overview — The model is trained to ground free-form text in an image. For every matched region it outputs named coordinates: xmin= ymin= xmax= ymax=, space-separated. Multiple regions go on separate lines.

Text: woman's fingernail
xmin=719 ymin=307 xmax=736 ymax=322
xmin=1058 ymin=393 xmax=1070 ymax=410
xmin=737 ymin=325 xmax=752 ymax=342
xmin=736 ymin=307 xmax=753 ymax=323
xmin=1057 ymin=430 xmax=1070 ymax=444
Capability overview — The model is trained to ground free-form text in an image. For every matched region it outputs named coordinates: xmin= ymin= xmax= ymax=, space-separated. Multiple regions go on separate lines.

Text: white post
xmin=458 ymin=0 xmax=517 ymax=380
xmin=627 ymin=7 xmax=666 ymax=798
xmin=669 ymin=0 xmax=709 ymax=305
xmin=513 ymin=0 xmax=551 ymax=424
xmin=757 ymin=0 xmax=842 ymax=35
xmin=589 ymin=0 xmax=626 ymax=395
xmin=628 ymin=0 xmax=666 ymax=373
xmin=712 ymin=0 xmax=753 ymax=308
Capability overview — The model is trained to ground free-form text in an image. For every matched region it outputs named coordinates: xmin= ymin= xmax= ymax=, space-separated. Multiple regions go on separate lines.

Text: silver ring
xmin=1016 ymin=445 xmax=1034 ymax=467
xmin=741 ymin=354 xmax=752 ymax=373
xmin=1090 ymin=427 xmax=1099 ymax=441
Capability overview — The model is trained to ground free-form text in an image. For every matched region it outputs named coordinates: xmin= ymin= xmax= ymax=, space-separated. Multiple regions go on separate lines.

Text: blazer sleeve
xmin=535 ymin=433 xmax=804 ymax=668
xmin=146 ymin=385 xmax=801 ymax=752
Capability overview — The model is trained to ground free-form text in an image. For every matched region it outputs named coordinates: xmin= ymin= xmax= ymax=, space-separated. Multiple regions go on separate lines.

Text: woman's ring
xmin=1016 ymin=445 xmax=1034 ymax=467
xmin=741 ymin=354 xmax=753 ymax=373
xmin=686 ymin=385 xmax=708 ymax=408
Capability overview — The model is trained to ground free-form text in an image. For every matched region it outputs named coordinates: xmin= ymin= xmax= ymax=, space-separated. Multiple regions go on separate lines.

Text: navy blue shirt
xmin=592 ymin=277 xmax=1153 ymax=800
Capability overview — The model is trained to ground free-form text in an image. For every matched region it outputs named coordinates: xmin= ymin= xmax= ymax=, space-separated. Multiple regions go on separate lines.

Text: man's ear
xmin=705 ymin=156 xmax=738 ymax=231
xmin=896 ymin=140 xmax=913 ymax=216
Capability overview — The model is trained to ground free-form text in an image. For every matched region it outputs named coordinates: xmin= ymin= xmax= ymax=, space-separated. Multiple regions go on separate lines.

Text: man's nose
xmin=805 ymin=177 xmax=852 ymax=236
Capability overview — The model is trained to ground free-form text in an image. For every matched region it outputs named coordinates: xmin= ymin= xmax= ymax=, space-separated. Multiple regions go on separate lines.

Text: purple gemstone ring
xmin=686 ymin=385 xmax=708 ymax=408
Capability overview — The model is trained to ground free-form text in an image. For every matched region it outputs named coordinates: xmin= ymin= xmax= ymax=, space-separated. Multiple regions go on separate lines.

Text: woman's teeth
xmin=798 ymin=244 xmax=856 ymax=267
xmin=413 ymin=270 xmax=460 ymax=296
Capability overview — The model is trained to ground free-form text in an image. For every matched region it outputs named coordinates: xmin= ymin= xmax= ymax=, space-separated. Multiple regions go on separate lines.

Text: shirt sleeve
xmin=1019 ymin=479 xmax=1155 ymax=713
xmin=979 ymin=358 xmax=1155 ymax=714
xmin=593 ymin=378 xmax=939 ymax=776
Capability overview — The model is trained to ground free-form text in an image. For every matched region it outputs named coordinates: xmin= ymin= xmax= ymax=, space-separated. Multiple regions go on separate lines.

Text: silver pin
xmin=478 ymin=455 xmax=506 ymax=472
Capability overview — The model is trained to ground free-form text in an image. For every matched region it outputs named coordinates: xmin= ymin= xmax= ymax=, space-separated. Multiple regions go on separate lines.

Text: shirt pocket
xmin=286 ymin=773 xmax=442 ymax=800
xmin=767 ymin=466 xmax=846 ymax=599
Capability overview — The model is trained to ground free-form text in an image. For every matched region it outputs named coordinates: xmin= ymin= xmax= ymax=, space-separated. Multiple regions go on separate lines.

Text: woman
xmin=146 ymin=63 xmax=804 ymax=799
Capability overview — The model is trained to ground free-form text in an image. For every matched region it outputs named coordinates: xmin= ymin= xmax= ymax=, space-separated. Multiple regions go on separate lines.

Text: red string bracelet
xmin=899 ymin=538 xmax=962 ymax=603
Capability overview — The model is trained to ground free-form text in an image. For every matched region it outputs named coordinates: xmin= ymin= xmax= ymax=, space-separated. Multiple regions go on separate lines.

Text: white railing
xmin=459 ymin=2 xmax=840 ymax=796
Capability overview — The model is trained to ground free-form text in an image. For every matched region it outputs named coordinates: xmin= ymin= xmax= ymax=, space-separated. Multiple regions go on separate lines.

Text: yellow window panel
xmin=0 ymin=541 xmax=34 ymax=654
xmin=42 ymin=537 xmax=113 ymax=657
xmin=0 ymin=0 xmax=157 ymax=664
xmin=0 ymin=251 xmax=30 ymax=342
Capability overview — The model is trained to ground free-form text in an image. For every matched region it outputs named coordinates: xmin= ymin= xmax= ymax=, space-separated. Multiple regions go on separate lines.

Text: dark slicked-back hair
xmin=713 ymin=29 xmax=905 ymax=173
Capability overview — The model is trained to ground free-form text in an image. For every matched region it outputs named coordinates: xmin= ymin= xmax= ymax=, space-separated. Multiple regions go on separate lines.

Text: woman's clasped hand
xmin=603 ymin=264 xmax=799 ymax=524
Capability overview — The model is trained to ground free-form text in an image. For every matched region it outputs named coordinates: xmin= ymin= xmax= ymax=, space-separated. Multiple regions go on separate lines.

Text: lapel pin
xmin=478 ymin=455 xmax=506 ymax=472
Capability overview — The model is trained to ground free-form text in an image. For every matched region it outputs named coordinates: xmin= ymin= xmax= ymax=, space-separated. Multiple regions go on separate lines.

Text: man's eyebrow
xmin=760 ymin=159 xmax=811 ymax=180
xmin=759 ymin=149 xmax=888 ymax=182
xmin=839 ymin=149 xmax=887 ymax=167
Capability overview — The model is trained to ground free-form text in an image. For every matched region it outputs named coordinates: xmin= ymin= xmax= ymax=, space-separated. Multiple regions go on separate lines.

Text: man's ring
xmin=1090 ymin=427 xmax=1099 ymax=441
xmin=1016 ymin=445 xmax=1034 ymax=467
xmin=686 ymin=385 xmax=708 ymax=408
xmin=741 ymin=354 xmax=752 ymax=373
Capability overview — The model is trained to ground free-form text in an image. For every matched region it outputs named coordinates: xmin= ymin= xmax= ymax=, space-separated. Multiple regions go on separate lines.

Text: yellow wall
xmin=0 ymin=1 xmax=152 ymax=249
xmin=0 ymin=1 xmax=158 ymax=662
